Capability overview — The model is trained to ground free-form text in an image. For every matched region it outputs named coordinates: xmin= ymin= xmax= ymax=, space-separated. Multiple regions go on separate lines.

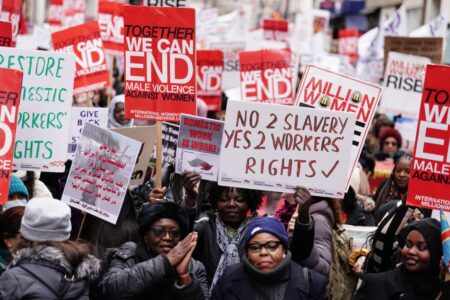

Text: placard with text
xmin=0 ymin=21 xmax=12 ymax=47
xmin=211 ymin=41 xmax=245 ymax=90
xmin=48 ymin=0 xmax=63 ymax=28
xmin=0 ymin=0 xmax=22 ymax=46
xmin=263 ymin=19 xmax=288 ymax=41
xmin=197 ymin=50 xmax=223 ymax=111
xmin=98 ymin=0 xmax=124 ymax=56
xmin=124 ymin=6 xmax=196 ymax=121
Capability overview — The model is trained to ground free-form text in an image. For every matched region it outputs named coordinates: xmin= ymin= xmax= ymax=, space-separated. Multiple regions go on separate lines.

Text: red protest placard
xmin=52 ymin=21 xmax=110 ymax=95
xmin=338 ymin=28 xmax=359 ymax=63
xmin=239 ymin=49 xmax=294 ymax=105
xmin=263 ymin=19 xmax=288 ymax=41
xmin=0 ymin=68 xmax=23 ymax=204
xmin=98 ymin=0 xmax=124 ymax=56
xmin=124 ymin=6 xmax=196 ymax=122
xmin=0 ymin=0 xmax=22 ymax=46
xmin=48 ymin=0 xmax=63 ymax=27
xmin=197 ymin=50 xmax=223 ymax=111
xmin=0 ymin=21 xmax=12 ymax=47
xmin=64 ymin=0 xmax=86 ymax=27
xmin=407 ymin=65 xmax=450 ymax=211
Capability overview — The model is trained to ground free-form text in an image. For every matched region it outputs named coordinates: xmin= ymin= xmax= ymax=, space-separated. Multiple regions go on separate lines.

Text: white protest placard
xmin=68 ymin=107 xmax=108 ymax=159
xmin=0 ymin=47 xmax=76 ymax=172
xmin=211 ymin=41 xmax=245 ymax=90
xmin=175 ymin=115 xmax=224 ymax=181
xmin=295 ymin=65 xmax=382 ymax=192
xmin=218 ymin=100 xmax=355 ymax=196
xmin=62 ymin=123 xmax=141 ymax=224
xmin=112 ymin=126 xmax=157 ymax=186
xmin=380 ymin=52 xmax=430 ymax=118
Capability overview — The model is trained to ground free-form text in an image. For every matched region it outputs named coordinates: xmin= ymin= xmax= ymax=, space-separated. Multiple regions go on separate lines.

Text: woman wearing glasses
xmin=99 ymin=201 xmax=209 ymax=300
xmin=211 ymin=217 xmax=327 ymax=300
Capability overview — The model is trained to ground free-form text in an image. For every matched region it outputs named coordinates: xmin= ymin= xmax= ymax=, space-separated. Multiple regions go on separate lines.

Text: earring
xmin=283 ymin=253 xmax=286 ymax=258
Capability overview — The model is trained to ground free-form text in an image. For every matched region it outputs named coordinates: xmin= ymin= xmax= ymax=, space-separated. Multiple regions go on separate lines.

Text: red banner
xmin=0 ymin=68 xmax=23 ymax=204
xmin=239 ymin=49 xmax=293 ymax=105
xmin=52 ymin=21 xmax=110 ymax=95
xmin=98 ymin=0 xmax=124 ymax=56
xmin=48 ymin=0 xmax=63 ymax=27
xmin=124 ymin=6 xmax=196 ymax=122
xmin=0 ymin=0 xmax=22 ymax=46
xmin=0 ymin=21 xmax=12 ymax=47
xmin=263 ymin=19 xmax=288 ymax=41
xmin=407 ymin=65 xmax=450 ymax=211
xmin=197 ymin=50 xmax=223 ymax=111
xmin=338 ymin=28 xmax=359 ymax=63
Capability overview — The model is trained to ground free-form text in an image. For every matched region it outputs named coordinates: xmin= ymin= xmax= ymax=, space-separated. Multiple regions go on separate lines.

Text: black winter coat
xmin=99 ymin=241 xmax=209 ymax=300
xmin=0 ymin=245 xmax=101 ymax=300
xmin=210 ymin=261 xmax=328 ymax=300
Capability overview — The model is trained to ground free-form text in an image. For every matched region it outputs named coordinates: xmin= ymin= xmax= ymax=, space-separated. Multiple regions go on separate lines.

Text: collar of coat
xmin=11 ymin=245 xmax=101 ymax=280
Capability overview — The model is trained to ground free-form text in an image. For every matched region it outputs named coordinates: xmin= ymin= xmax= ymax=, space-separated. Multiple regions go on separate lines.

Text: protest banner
xmin=98 ymin=0 xmax=124 ymax=56
xmin=407 ymin=64 xmax=450 ymax=212
xmin=62 ymin=123 xmax=141 ymax=224
xmin=239 ymin=49 xmax=294 ymax=105
xmin=175 ymin=115 xmax=224 ymax=181
xmin=0 ymin=48 xmax=75 ymax=172
xmin=145 ymin=0 xmax=190 ymax=7
xmin=380 ymin=52 xmax=431 ymax=118
xmin=68 ymin=107 xmax=108 ymax=159
xmin=218 ymin=100 xmax=355 ymax=196
xmin=0 ymin=21 xmax=12 ymax=47
xmin=295 ymin=65 xmax=382 ymax=191
xmin=48 ymin=0 xmax=63 ymax=28
xmin=112 ymin=126 xmax=157 ymax=186
xmin=0 ymin=0 xmax=22 ymax=46
xmin=52 ymin=21 xmax=110 ymax=95
xmin=263 ymin=19 xmax=288 ymax=41
xmin=384 ymin=37 xmax=443 ymax=68
xmin=338 ymin=28 xmax=359 ymax=64
xmin=124 ymin=6 xmax=196 ymax=122
xmin=0 ymin=67 xmax=23 ymax=204
xmin=197 ymin=50 xmax=223 ymax=111
xmin=211 ymin=41 xmax=245 ymax=90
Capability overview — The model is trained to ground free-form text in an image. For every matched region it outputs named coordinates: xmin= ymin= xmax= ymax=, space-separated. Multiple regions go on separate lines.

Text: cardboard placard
xmin=48 ymin=0 xmax=63 ymax=28
xmin=239 ymin=49 xmax=294 ymax=105
xmin=175 ymin=115 xmax=224 ymax=181
xmin=210 ymin=41 xmax=245 ymax=90
xmin=218 ymin=100 xmax=356 ymax=196
xmin=380 ymin=52 xmax=431 ymax=118
xmin=124 ymin=6 xmax=196 ymax=122
xmin=295 ymin=65 xmax=383 ymax=192
xmin=384 ymin=36 xmax=443 ymax=68
xmin=111 ymin=126 xmax=157 ymax=186
xmin=197 ymin=50 xmax=223 ymax=111
xmin=52 ymin=21 xmax=110 ymax=95
xmin=98 ymin=0 xmax=124 ymax=56
xmin=407 ymin=64 xmax=450 ymax=212
xmin=263 ymin=19 xmax=288 ymax=41
xmin=0 ymin=21 xmax=12 ymax=47
xmin=0 ymin=67 xmax=23 ymax=204
xmin=62 ymin=123 xmax=141 ymax=224
xmin=0 ymin=47 xmax=76 ymax=172
xmin=68 ymin=107 xmax=109 ymax=159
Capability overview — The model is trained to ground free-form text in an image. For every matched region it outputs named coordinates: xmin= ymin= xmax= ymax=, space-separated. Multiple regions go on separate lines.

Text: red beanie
xmin=379 ymin=128 xmax=402 ymax=148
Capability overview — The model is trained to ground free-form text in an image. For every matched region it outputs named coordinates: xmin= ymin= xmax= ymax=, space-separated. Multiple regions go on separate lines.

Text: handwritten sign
xmin=112 ymin=126 xmax=157 ymax=186
xmin=0 ymin=0 xmax=22 ymax=46
xmin=98 ymin=0 xmax=124 ymax=56
xmin=0 ymin=67 xmax=23 ymax=204
xmin=175 ymin=115 xmax=223 ymax=181
xmin=211 ymin=41 xmax=245 ymax=90
xmin=407 ymin=64 xmax=450 ymax=212
xmin=380 ymin=52 xmax=431 ymax=118
xmin=52 ymin=21 xmax=110 ymax=95
xmin=240 ymin=49 xmax=293 ymax=105
xmin=197 ymin=50 xmax=223 ymax=111
xmin=68 ymin=107 xmax=108 ymax=159
xmin=0 ymin=48 xmax=76 ymax=172
xmin=0 ymin=21 xmax=12 ymax=47
xmin=62 ymin=123 xmax=141 ymax=224
xmin=295 ymin=65 xmax=382 ymax=192
xmin=263 ymin=19 xmax=288 ymax=41
xmin=218 ymin=100 xmax=355 ymax=196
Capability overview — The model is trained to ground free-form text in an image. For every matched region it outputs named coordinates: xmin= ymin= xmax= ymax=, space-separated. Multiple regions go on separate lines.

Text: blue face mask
xmin=3 ymin=199 xmax=27 ymax=211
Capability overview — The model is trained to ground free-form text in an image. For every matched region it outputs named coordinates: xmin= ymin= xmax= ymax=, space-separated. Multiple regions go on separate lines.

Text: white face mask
xmin=3 ymin=199 xmax=27 ymax=211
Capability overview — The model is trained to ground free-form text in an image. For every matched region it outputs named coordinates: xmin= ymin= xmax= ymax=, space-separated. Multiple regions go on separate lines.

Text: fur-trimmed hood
xmin=11 ymin=245 xmax=101 ymax=280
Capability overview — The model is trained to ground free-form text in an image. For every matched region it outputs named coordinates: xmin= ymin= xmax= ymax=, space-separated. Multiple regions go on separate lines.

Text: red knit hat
xmin=379 ymin=128 xmax=402 ymax=148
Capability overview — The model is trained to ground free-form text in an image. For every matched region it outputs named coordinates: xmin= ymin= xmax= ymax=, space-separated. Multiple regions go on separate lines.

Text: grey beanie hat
xmin=20 ymin=197 xmax=72 ymax=242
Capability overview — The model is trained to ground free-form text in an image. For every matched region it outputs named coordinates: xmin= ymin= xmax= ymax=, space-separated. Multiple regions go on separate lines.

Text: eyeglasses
xmin=248 ymin=241 xmax=282 ymax=253
xmin=150 ymin=226 xmax=181 ymax=239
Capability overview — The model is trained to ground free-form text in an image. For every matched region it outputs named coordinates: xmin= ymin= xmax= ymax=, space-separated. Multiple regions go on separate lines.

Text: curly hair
xmin=206 ymin=183 xmax=263 ymax=213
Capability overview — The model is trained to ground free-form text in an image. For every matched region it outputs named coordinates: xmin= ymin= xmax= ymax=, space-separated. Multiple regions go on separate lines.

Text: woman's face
xmin=4 ymin=233 xmax=22 ymax=252
xmin=394 ymin=158 xmax=411 ymax=188
xmin=217 ymin=188 xmax=249 ymax=228
xmin=401 ymin=230 xmax=430 ymax=273
xmin=247 ymin=232 xmax=284 ymax=272
xmin=114 ymin=102 xmax=130 ymax=125
xmin=382 ymin=137 xmax=399 ymax=155
xmin=144 ymin=218 xmax=181 ymax=256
